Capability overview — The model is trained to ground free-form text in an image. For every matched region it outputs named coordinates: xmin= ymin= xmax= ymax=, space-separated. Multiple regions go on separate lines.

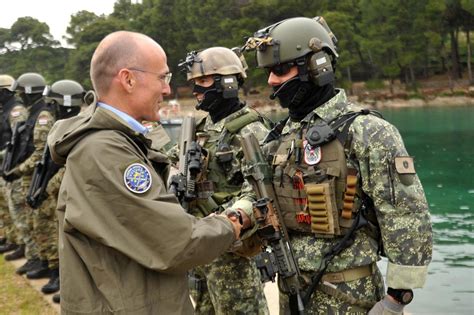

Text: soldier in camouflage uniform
xmin=244 ymin=17 xmax=432 ymax=314
xmin=3 ymin=73 xmax=49 ymax=274
xmin=29 ymin=80 xmax=85 ymax=293
xmin=0 ymin=74 xmax=19 ymax=253
xmin=176 ymin=47 xmax=270 ymax=314
xmin=1 ymin=73 xmax=45 ymax=265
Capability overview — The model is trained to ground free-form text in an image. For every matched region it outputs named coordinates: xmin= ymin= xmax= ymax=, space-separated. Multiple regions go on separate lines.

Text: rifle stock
xmin=241 ymin=133 xmax=305 ymax=314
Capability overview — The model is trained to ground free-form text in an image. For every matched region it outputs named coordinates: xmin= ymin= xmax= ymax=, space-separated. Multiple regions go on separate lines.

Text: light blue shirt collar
xmin=97 ymin=102 xmax=148 ymax=135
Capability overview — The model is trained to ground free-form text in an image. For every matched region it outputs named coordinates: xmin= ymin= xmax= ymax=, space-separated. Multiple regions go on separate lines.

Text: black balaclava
xmin=20 ymin=92 xmax=43 ymax=106
xmin=193 ymin=82 xmax=243 ymax=123
xmin=272 ymin=77 xmax=335 ymax=121
xmin=0 ymin=89 xmax=14 ymax=104
xmin=56 ymin=105 xmax=81 ymax=120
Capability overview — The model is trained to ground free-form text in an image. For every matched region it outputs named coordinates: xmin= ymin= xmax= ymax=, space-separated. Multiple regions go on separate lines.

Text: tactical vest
xmin=0 ymin=97 xmax=16 ymax=151
xmin=193 ymin=109 xmax=263 ymax=216
xmin=12 ymin=100 xmax=50 ymax=168
xmin=272 ymin=111 xmax=372 ymax=238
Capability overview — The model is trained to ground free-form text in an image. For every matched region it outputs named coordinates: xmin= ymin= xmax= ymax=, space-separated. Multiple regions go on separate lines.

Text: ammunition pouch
xmin=305 ymin=181 xmax=340 ymax=236
xmin=272 ymin=112 xmax=375 ymax=239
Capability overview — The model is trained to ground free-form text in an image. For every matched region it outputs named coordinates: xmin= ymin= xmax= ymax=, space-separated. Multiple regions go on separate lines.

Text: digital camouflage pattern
xmin=191 ymin=252 xmax=268 ymax=315
xmin=280 ymin=269 xmax=385 ymax=314
xmin=16 ymin=108 xmax=55 ymax=261
xmin=18 ymin=109 xmax=55 ymax=190
xmin=267 ymin=89 xmax=432 ymax=312
xmin=195 ymin=106 xmax=269 ymax=217
xmin=6 ymin=104 xmax=33 ymax=255
xmin=187 ymin=106 xmax=270 ymax=314
xmin=34 ymin=167 xmax=64 ymax=269
xmin=0 ymin=176 xmax=17 ymax=244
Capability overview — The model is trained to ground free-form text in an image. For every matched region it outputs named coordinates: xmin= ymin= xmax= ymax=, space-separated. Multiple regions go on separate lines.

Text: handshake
xmin=217 ymin=208 xmax=251 ymax=240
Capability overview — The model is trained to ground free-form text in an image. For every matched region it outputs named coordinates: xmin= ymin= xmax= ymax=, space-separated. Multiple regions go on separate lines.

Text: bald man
xmin=47 ymin=31 xmax=241 ymax=315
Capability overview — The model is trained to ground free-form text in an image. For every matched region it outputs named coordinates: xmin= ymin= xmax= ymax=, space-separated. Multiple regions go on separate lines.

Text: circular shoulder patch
xmin=123 ymin=163 xmax=152 ymax=194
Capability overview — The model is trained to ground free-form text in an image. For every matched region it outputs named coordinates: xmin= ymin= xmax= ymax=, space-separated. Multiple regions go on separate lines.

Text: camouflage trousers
xmin=34 ymin=196 xmax=58 ymax=269
xmin=190 ymin=252 xmax=269 ymax=315
xmin=0 ymin=177 xmax=17 ymax=243
xmin=6 ymin=179 xmax=38 ymax=259
xmin=279 ymin=266 xmax=385 ymax=315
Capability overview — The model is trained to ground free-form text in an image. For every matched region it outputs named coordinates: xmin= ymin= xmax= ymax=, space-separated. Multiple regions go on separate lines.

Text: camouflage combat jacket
xmin=267 ymin=89 xmax=432 ymax=289
xmin=18 ymin=102 xmax=55 ymax=192
xmin=193 ymin=106 xmax=269 ymax=224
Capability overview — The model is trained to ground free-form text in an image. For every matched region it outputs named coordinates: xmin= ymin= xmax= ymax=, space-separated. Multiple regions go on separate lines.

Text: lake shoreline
xmin=160 ymin=95 xmax=474 ymax=119
xmin=244 ymin=95 xmax=474 ymax=114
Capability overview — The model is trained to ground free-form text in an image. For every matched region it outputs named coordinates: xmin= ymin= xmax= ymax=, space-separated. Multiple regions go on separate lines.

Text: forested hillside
xmin=0 ymin=0 xmax=473 ymax=92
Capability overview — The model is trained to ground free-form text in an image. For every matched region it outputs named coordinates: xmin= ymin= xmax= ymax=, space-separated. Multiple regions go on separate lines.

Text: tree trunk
xmin=450 ymin=29 xmax=462 ymax=79
xmin=467 ymin=30 xmax=473 ymax=85
xmin=409 ymin=63 xmax=417 ymax=92
xmin=346 ymin=67 xmax=353 ymax=95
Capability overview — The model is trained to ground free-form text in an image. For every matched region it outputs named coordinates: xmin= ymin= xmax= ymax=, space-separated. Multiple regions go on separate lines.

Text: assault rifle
xmin=26 ymin=146 xmax=61 ymax=209
xmin=1 ymin=121 xmax=24 ymax=181
xmin=240 ymin=133 xmax=305 ymax=315
xmin=169 ymin=116 xmax=202 ymax=211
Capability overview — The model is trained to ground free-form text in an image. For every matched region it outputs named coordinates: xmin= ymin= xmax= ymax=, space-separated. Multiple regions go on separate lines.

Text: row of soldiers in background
xmin=0 ymin=72 xmax=87 ymax=304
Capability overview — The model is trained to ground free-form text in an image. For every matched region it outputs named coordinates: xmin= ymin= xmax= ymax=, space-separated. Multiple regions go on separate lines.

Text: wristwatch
xmin=387 ymin=287 xmax=414 ymax=305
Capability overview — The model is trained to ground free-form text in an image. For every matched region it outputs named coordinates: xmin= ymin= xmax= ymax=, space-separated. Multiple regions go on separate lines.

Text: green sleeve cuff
xmin=229 ymin=199 xmax=259 ymax=240
xmin=386 ymin=261 xmax=429 ymax=289
xmin=229 ymin=199 xmax=255 ymax=225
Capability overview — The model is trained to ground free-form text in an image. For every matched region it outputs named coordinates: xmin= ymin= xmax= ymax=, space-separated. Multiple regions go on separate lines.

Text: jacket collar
xmin=282 ymin=89 xmax=347 ymax=135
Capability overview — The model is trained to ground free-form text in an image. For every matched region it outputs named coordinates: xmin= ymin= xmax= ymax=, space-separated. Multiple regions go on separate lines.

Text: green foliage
xmin=0 ymin=0 xmax=473 ymax=90
xmin=10 ymin=17 xmax=58 ymax=50
xmin=365 ymin=79 xmax=385 ymax=90
xmin=408 ymin=92 xmax=425 ymax=99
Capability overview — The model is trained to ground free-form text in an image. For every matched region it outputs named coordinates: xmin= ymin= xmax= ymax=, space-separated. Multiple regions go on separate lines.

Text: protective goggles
xmin=265 ymin=61 xmax=296 ymax=76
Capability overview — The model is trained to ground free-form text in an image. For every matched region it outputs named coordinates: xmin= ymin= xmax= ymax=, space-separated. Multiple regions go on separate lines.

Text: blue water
xmin=380 ymin=106 xmax=474 ymax=314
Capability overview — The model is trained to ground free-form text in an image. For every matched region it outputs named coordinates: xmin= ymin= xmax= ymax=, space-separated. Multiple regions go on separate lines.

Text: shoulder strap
xmin=330 ymin=109 xmax=383 ymax=148
xmin=224 ymin=109 xmax=260 ymax=134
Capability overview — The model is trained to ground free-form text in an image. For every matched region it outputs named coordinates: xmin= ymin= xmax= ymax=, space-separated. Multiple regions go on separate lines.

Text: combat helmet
xmin=0 ymin=75 xmax=15 ymax=91
xmin=182 ymin=47 xmax=247 ymax=81
xmin=12 ymin=72 xmax=46 ymax=94
xmin=44 ymin=79 xmax=85 ymax=119
xmin=180 ymin=47 xmax=248 ymax=100
xmin=244 ymin=16 xmax=338 ymax=86
xmin=44 ymin=80 xmax=85 ymax=107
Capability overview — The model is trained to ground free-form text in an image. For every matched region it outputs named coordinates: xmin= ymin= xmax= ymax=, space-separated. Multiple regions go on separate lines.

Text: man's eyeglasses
xmin=128 ymin=68 xmax=173 ymax=84
xmin=265 ymin=62 xmax=295 ymax=76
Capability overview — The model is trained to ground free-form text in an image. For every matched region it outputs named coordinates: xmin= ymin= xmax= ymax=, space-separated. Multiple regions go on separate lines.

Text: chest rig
xmin=272 ymin=109 xmax=374 ymax=238
xmin=194 ymin=110 xmax=261 ymax=215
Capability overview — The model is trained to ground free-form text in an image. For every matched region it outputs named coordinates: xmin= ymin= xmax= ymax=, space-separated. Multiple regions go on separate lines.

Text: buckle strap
xmin=318 ymin=281 xmax=376 ymax=310
xmin=321 ymin=263 xmax=373 ymax=284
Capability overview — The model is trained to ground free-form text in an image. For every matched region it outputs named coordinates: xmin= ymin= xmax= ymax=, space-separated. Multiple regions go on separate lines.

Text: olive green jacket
xmin=47 ymin=104 xmax=235 ymax=315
